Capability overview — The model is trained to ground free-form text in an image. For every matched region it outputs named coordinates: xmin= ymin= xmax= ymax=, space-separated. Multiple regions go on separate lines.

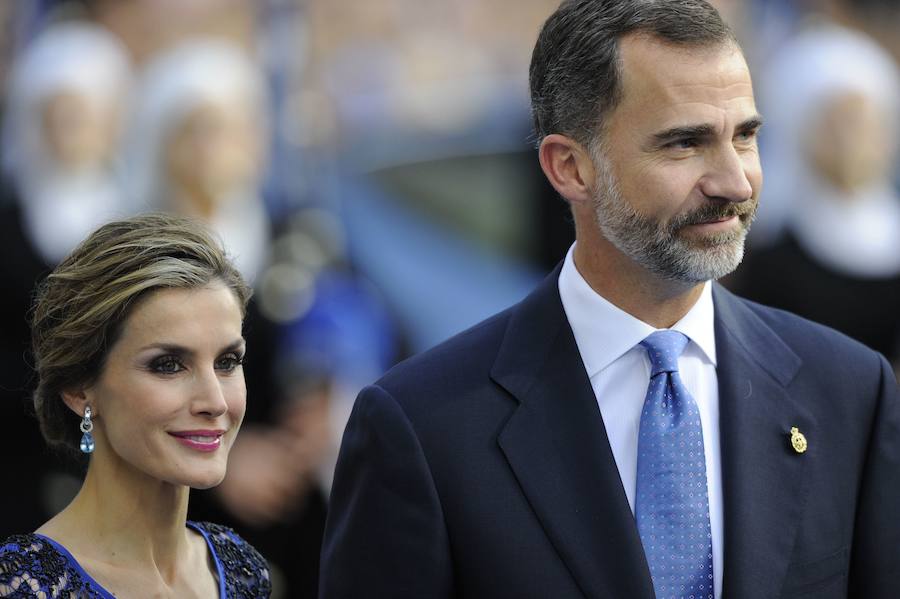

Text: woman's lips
xmin=168 ymin=430 xmax=225 ymax=452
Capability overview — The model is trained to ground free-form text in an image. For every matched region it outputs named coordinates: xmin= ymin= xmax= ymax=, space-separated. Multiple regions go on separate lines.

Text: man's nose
xmin=699 ymin=146 xmax=756 ymax=203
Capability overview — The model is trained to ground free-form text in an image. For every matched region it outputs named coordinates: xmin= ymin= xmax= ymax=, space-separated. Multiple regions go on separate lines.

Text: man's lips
xmin=690 ymin=214 xmax=739 ymax=226
xmin=168 ymin=430 xmax=225 ymax=452
xmin=675 ymin=201 xmax=755 ymax=230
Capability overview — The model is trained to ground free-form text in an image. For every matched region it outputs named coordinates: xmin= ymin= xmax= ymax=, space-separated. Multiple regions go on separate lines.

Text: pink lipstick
xmin=168 ymin=430 xmax=225 ymax=452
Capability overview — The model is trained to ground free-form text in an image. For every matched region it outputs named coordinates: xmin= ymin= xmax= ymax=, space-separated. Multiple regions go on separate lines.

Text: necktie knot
xmin=640 ymin=330 xmax=689 ymax=376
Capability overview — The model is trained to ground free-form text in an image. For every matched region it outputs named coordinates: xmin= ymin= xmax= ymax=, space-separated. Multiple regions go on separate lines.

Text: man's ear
xmin=538 ymin=133 xmax=596 ymax=207
xmin=61 ymin=387 xmax=92 ymax=418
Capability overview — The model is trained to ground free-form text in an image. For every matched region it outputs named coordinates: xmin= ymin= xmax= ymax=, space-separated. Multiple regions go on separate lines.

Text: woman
xmin=122 ymin=39 xmax=335 ymax=595
xmin=0 ymin=213 xmax=271 ymax=598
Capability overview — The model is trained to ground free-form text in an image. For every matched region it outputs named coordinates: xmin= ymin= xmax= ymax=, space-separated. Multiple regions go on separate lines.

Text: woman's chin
xmin=189 ymin=473 xmax=226 ymax=490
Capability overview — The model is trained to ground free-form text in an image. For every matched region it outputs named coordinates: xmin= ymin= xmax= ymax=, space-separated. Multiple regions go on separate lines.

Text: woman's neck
xmin=37 ymin=456 xmax=194 ymax=580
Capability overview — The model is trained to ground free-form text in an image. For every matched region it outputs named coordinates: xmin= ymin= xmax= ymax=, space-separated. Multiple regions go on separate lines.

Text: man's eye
xmin=736 ymin=129 xmax=758 ymax=142
xmin=151 ymin=356 xmax=184 ymax=373
xmin=668 ymin=138 xmax=698 ymax=149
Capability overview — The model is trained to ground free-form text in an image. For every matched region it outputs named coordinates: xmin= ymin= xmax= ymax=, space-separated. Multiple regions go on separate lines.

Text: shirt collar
xmin=558 ymin=243 xmax=717 ymax=378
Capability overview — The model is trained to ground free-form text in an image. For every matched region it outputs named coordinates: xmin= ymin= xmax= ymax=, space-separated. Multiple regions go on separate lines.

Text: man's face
xmin=590 ymin=35 xmax=762 ymax=283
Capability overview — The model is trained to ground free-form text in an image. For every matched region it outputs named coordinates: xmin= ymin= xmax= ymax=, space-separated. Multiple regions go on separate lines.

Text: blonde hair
xmin=30 ymin=212 xmax=251 ymax=455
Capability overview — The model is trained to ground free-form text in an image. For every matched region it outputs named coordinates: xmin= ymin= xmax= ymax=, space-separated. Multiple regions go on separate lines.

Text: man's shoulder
xmin=721 ymin=286 xmax=886 ymax=367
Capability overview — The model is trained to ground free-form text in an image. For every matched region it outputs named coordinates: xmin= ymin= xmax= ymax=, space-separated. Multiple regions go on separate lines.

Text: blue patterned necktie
xmin=636 ymin=330 xmax=714 ymax=599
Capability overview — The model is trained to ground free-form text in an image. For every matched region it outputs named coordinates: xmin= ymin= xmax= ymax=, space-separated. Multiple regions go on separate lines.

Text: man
xmin=320 ymin=1 xmax=900 ymax=597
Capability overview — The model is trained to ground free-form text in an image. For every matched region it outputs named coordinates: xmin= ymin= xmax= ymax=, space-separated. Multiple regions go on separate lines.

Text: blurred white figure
xmin=753 ymin=21 xmax=900 ymax=268
xmin=124 ymin=39 xmax=270 ymax=284
xmin=3 ymin=21 xmax=133 ymax=264
xmin=735 ymin=21 xmax=900 ymax=363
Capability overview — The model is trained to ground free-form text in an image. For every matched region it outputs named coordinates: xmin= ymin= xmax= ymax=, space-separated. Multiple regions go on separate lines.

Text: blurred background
xmin=0 ymin=0 xmax=897 ymax=596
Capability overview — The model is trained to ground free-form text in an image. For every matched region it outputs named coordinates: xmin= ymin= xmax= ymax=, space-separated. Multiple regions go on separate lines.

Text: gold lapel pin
xmin=790 ymin=427 xmax=808 ymax=454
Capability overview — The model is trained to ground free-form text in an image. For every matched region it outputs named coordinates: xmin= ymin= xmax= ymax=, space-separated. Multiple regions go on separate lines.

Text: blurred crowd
xmin=0 ymin=0 xmax=898 ymax=596
xmin=728 ymin=0 xmax=900 ymax=370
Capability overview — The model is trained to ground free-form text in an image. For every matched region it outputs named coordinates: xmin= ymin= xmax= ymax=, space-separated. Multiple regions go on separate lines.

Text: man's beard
xmin=591 ymin=156 xmax=757 ymax=284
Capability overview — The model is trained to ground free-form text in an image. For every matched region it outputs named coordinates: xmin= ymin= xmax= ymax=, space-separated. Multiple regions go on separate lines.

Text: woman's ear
xmin=61 ymin=387 xmax=92 ymax=417
xmin=538 ymin=133 xmax=597 ymax=208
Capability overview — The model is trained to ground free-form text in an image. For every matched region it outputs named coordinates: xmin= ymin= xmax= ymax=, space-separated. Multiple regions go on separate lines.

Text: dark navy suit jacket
xmin=320 ymin=266 xmax=900 ymax=598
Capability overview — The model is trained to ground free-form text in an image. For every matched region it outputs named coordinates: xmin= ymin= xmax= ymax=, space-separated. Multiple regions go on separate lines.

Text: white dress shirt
xmin=558 ymin=244 xmax=723 ymax=599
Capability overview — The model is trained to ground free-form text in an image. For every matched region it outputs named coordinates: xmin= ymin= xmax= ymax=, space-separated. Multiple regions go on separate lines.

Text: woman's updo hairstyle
xmin=30 ymin=212 xmax=251 ymax=455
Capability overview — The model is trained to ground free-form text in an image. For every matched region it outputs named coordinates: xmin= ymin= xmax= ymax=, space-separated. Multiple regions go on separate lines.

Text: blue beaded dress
xmin=0 ymin=521 xmax=270 ymax=598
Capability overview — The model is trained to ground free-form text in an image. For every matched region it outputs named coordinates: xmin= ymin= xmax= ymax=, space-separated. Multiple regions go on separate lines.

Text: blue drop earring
xmin=79 ymin=406 xmax=95 ymax=454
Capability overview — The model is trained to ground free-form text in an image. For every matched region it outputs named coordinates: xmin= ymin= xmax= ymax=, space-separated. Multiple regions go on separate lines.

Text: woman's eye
xmin=215 ymin=354 xmax=244 ymax=372
xmin=152 ymin=356 xmax=184 ymax=374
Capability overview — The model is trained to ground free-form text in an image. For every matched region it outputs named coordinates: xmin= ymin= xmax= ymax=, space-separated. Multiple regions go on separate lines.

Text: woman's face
xmin=805 ymin=90 xmax=894 ymax=195
xmin=41 ymin=89 xmax=118 ymax=170
xmin=84 ymin=281 xmax=246 ymax=489
xmin=164 ymin=100 xmax=262 ymax=213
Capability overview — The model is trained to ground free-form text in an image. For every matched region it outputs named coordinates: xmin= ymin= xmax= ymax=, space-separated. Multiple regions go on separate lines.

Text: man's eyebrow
xmin=651 ymin=124 xmax=717 ymax=145
xmin=736 ymin=115 xmax=764 ymax=133
xmin=650 ymin=115 xmax=764 ymax=146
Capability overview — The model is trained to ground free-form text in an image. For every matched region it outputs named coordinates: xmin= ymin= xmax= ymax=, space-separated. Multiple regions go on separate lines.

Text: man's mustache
xmin=672 ymin=200 xmax=757 ymax=229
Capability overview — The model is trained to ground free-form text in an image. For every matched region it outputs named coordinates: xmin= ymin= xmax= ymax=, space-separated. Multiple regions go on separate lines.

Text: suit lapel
xmin=491 ymin=266 xmax=654 ymax=599
xmin=713 ymin=285 xmax=815 ymax=599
